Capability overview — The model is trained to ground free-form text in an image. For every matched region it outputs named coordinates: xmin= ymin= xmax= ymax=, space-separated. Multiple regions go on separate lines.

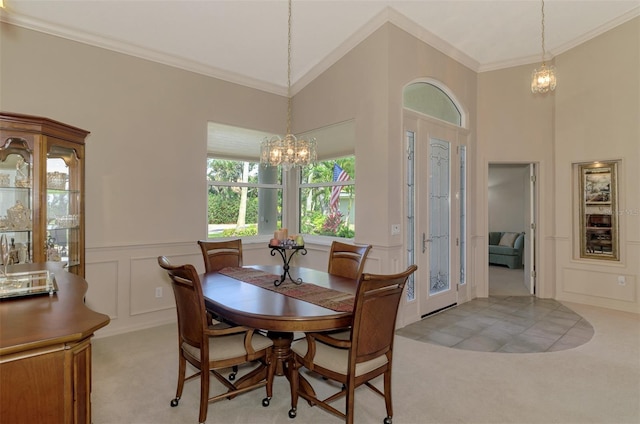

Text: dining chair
xmin=197 ymin=239 xmax=243 ymax=272
xmin=287 ymin=264 xmax=418 ymax=424
xmin=197 ymin=238 xmax=246 ymax=380
xmin=327 ymin=241 xmax=372 ymax=281
xmin=158 ymin=256 xmax=276 ymax=424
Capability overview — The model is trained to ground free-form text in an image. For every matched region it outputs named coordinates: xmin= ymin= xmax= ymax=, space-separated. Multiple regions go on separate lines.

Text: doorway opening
xmin=488 ymin=163 xmax=537 ymax=296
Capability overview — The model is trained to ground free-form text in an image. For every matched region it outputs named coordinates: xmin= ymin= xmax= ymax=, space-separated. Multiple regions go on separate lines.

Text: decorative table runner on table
xmin=219 ymin=267 xmax=354 ymax=313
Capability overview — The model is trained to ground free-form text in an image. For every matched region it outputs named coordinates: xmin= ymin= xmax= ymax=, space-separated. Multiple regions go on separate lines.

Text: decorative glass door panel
xmin=428 ymin=138 xmax=450 ymax=295
xmin=46 ymin=147 xmax=81 ymax=269
xmin=459 ymin=145 xmax=467 ymax=287
xmin=0 ymin=137 xmax=34 ymax=265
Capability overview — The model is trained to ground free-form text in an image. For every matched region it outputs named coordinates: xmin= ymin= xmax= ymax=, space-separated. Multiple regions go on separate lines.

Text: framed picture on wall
xmin=577 ymin=161 xmax=619 ymax=261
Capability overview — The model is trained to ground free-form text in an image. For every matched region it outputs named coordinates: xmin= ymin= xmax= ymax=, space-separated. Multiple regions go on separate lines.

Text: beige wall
xmin=554 ymin=17 xmax=639 ymax=312
xmin=1 ymin=23 xmax=291 ymax=334
xmin=1 ymin=16 xmax=637 ymax=335
xmin=0 ymin=23 xmax=286 ymax=247
xmin=478 ymin=17 xmax=639 ymax=312
xmin=477 ymin=62 xmax=556 ymax=299
xmin=295 ymin=24 xmax=478 ymax=324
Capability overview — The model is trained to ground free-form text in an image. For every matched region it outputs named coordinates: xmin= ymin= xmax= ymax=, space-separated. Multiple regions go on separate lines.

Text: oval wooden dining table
xmin=200 ymin=265 xmax=356 ymax=380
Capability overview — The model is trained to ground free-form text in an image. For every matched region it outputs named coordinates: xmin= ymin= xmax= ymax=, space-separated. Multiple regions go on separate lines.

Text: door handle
xmin=422 ymin=233 xmax=432 ymax=253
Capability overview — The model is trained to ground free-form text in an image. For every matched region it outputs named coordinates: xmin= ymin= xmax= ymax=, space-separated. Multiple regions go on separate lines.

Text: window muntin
xmin=299 ymin=156 xmax=355 ymax=238
xmin=207 ymin=158 xmax=282 ymax=238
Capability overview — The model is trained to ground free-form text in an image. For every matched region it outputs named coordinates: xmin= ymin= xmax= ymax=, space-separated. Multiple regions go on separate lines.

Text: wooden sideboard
xmin=1 ymin=262 xmax=110 ymax=423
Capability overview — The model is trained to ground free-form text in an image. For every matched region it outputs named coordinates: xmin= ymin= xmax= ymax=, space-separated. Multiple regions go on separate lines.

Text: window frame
xmin=297 ymin=155 xmax=356 ymax=240
xmin=206 ymin=155 xmax=285 ymax=241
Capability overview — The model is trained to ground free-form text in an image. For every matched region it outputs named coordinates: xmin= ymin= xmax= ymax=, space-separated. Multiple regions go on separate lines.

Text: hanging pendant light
xmin=261 ymin=0 xmax=316 ymax=170
xmin=531 ymin=0 xmax=557 ymax=94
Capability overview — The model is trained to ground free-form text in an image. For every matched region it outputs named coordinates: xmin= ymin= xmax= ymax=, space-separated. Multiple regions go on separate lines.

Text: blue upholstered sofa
xmin=488 ymin=232 xmax=525 ymax=269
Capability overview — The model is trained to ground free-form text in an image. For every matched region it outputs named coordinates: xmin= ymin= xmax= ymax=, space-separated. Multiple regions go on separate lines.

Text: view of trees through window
xmin=207 ymin=156 xmax=355 ymax=239
xmin=300 ymin=156 xmax=355 ymax=238
xmin=207 ymin=158 xmax=282 ymax=238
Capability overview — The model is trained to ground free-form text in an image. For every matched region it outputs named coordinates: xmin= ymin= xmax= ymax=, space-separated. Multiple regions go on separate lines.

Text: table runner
xmin=218 ymin=267 xmax=354 ymax=313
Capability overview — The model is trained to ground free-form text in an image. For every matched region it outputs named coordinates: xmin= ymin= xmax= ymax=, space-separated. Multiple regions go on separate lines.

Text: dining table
xmin=200 ymin=265 xmax=356 ymax=391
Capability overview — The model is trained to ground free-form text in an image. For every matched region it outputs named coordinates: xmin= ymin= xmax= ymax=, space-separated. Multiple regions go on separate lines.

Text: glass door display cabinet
xmin=0 ymin=112 xmax=89 ymax=277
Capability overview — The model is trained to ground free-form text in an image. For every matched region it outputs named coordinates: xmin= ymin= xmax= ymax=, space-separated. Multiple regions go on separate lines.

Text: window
xmin=207 ymin=121 xmax=356 ymax=240
xmin=207 ymin=158 xmax=282 ymax=238
xmin=403 ymin=81 xmax=462 ymax=126
xmin=299 ymin=156 xmax=355 ymax=238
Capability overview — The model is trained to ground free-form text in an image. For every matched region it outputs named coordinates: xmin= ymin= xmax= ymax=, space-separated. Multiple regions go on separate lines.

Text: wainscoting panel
xmin=562 ymin=268 xmax=637 ymax=303
xmin=130 ymin=254 xmax=194 ymax=316
xmin=85 ymin=260 xmax=119 ymax=319
xmin=86 ymin=242 xmax=199 ymax=337
xmin=86 ymin=241 xmax=391 ymax=338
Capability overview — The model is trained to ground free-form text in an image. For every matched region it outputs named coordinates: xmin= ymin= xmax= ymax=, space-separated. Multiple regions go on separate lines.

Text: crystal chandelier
xmin=531 ymin=0 xmax=556 ymax=93
xmin=260 ymin=0 xmax=316 ymax=170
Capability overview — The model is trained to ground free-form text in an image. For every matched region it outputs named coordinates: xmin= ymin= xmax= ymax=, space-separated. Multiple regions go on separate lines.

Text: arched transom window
xmin=403 ymin=82 xmax=462 ymax=126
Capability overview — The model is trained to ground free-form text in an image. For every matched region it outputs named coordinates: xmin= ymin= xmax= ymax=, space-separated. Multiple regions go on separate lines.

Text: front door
xmin=418 ymin=123 xmax=459 ymax=317
xmin=402 ymin=81 xmax=468 ymax=321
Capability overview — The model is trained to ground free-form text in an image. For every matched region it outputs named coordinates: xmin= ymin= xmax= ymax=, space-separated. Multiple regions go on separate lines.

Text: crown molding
xmin=386 ymin=7 xmax=481 ymax=72
xmin=292 ymin=6 xmax=393 ymax=94
xmin=3 ymin=5 xmax=638 ymax=92
xmin=3 ymin=6 xmax=478 ymax=97
xmin=293 ymin=7 xmax=481 ymax=94
xmin=0 ymin=10 xmax=288 ymax=96
xmin=479 ymin=5 xmax=640 ymax=73
xmin=550 ymin=5 xmax=640 ymax=59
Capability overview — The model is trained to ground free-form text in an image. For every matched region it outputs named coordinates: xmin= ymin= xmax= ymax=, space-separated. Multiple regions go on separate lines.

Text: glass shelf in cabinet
xmin=47 ymin=225 xmax=79 ymax=230
xmin=46 ymin=188 xmax=80 ymax=194
xmin=0 ymin=229 xmax=33 ymax=233
xmin=0 ymin=187 xmax=32 ymax=196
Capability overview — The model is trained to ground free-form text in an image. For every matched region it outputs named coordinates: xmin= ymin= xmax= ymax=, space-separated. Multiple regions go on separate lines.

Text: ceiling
xmin=1 ymin=0 xmax=639 ymax=96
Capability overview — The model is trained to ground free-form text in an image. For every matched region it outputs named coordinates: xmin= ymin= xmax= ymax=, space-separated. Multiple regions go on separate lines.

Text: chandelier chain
xmin=531 ymin=0 xmax=556 ymax=93
xmin=286 ymin=0 xmax=292 ymax=135
xmin=260 ymin=0 xmax=317 ymax=168
xmin=540 ymin=0 xmax=546 ymax=64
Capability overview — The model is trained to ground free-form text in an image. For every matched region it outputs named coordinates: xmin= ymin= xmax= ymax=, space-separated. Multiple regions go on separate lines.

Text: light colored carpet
xmin=92 ymin=303 xmax=640 ymax=424
xmin=489 ymin=265 xmax=529 ymax=296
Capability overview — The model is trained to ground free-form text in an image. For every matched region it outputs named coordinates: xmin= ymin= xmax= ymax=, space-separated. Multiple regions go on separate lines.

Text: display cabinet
xmin=0 ymin=112 xmax=89 ymax=276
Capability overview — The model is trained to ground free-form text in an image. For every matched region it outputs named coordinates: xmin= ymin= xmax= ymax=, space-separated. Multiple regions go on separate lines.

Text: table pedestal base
xmin=267 ymin=331 xmax=293 ymax=376
xmin=266 ymin=331 xmax=317 ymax=400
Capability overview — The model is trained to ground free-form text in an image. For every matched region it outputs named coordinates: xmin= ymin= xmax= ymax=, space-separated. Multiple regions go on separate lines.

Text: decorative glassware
xmin=47 ymin=172 xmax=68 ymax=190
xmin=14 ymin=157 xmax=32 ymax=188
xmin=0 ymin=173 xmax=10 ymax=187
xmin=7 ymin=200 xmax=31 ymax=230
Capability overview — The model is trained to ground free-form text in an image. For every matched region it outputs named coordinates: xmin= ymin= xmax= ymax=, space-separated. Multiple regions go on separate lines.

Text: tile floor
xmin=396 ymin=295 xmax=595 ymax=353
